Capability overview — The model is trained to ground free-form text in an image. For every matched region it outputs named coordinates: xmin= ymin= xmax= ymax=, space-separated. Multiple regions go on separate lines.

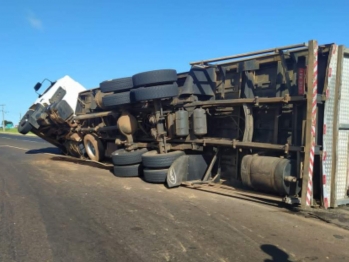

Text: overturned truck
xmin=19 ymin=40 xmax=349 ymax=208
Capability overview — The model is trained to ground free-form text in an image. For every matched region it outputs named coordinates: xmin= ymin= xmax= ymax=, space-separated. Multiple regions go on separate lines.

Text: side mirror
xmin=34 ymin=82 xmax=42 ymax=91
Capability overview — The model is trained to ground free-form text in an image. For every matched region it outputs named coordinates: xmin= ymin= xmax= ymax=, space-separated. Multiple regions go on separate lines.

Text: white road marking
xmin=0 ymin=135 xmax=41 ymax=143
xmin=0 ymin=145 xmax=53 ymax=155
xmin=0 ymin=145 xmax=111 ymax=167
xmin=0 ymin=145 xmax=29 ymax=150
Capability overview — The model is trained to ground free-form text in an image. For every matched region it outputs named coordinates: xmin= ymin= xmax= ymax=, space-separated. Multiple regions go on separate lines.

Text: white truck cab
xmin=34 ymin=75 xmax=86 ymax=111
xmin=18 ymin=76 xmax=86 ymax=145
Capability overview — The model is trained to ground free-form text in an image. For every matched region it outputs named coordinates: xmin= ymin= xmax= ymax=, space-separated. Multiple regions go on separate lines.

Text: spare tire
xmin=142 ymin=150 xmax=185 ymax=168
xmin=132 ymin=69 xmax=177 ymax=87
xmin=18 ymin=109 xmax=34 ymax=135
xmin=102 ymin=91 xmax=131 ymax=107
xmin=131 ymin=83 xmax=178 ymax=102
xmin=112 ymin=148 xmax=148 ymax=166
xmin=143 ymin=168 xmax=168 ymax=183
xmin=100 ymin=77 xmax=133 ymax=93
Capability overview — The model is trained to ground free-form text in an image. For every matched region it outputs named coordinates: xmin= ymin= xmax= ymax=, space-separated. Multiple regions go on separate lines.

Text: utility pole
xmin=0 ymin=104 xmax=5 ymax=132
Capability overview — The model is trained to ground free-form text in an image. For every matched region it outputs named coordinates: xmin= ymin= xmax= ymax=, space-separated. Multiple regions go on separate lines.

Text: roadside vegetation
xmin=0 ymin=128 xmax=19 ymax=133
xmin=0 ymin=128 xmax=33 ymax=135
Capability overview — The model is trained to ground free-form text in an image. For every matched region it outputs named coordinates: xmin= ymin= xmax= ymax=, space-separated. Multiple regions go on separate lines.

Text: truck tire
xmin=83 ymin=134 xmax=105 ymax=161
xmin=130 ymin=83 xmax=178 ymax=102
xmin=100 ymin=77 xmax=134 ymax=93
xmin=113 ymin=164 xmax=141 ymax=177
xmin=18 ymin=109 xmax=34 ymax=134
xmin=102 ymin=91 xmax=131 ymax=107
xmin=64 ymin=141 xmax=86 ymax=158
xmin=142 ymin=150 xmax=184 ymax=168
xmin=143 ymin=168 xmax=168 ymax=183
xmin=112 ymin=148 xmax=148 ymax=166
xmin=132 ymin=69 xmax=177 ymax=87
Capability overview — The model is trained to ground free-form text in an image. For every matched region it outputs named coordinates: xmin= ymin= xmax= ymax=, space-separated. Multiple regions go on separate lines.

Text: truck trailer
xmin=18 ymin=40 xmax=349 ymax=209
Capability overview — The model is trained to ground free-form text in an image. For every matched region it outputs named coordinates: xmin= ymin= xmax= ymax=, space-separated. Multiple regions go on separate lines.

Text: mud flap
xmin=166 ymin=154 xmax=209 ymax=188
xmin=167 ymin=155 xmax=189 ymax=188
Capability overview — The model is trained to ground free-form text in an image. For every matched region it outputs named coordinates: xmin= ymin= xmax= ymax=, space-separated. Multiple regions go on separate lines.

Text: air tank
xmin=175 ymin=110 xmax=189 ymax=137
xmin=240 ymin=155 xmax=301 ymax=196
xmin=193 ymin=108 xmax=207 ymax=136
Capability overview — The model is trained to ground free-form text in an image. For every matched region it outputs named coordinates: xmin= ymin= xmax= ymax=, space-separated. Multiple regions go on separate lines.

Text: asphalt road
xmin=1 ymin=134 xmax=349 ymax=262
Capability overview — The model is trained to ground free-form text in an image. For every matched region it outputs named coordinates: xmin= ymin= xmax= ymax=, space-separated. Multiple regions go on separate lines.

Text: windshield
xmin=39 ymin=81 xmax=56 ymax=97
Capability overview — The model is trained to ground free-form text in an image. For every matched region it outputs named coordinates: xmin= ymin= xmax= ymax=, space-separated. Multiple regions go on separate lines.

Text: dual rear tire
xmin=142 ymin=150 xmax=184 ymax=183
xmin=111 ymin=148 xmax=148 ymax=177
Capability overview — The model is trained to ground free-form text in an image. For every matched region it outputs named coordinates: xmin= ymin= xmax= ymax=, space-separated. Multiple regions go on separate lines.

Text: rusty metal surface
xmin=94 ymin=90 xmax=109 ymax=110
xmin=241 ymin=155 xmax=300 ymax=196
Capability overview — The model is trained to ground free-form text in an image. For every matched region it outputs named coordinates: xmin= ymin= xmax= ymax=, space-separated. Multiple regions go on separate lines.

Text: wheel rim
xmin=86 ymin=141 xmax=96 ymax=157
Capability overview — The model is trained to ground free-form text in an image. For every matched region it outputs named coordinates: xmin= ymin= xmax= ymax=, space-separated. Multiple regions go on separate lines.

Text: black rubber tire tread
xmin=143 ymin=168 xmax=168 ymax=183
xmin=132 ymin=69 xmax=177 ymax=87
xmin=131 ymin=83 xmax=178 ymax=102
xmin=100 ymin=77 xmax=133 ymax=93
xmin=113 ymin=164 xmax=141 ymax=177
xmin=112 ymin=148 xmax=148 ymax=166
xmin=142 ymin=150 xmax=185 ymax=168
xmin=18 ymin=110 xmax=34 ymax=135
xmin=102 ymin=91 xmax=131 ymax=107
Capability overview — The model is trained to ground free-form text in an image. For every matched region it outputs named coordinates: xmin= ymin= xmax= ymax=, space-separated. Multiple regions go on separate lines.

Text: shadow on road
xmin=50 ymin=156 xmax=113 ymax=170
xmin=25 ymin=147 xmax=112 ymax=170
xmin=25 ymin=147 xmax=62 ymax=155
xmin=260 ymin=244 xmax=292 ymax=262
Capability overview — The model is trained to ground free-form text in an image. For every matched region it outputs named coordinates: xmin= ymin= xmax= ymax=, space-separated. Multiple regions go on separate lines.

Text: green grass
xmin=0 ymin=128 xmax=20 ymax=134
xmin=0 ymin=128 xmax=35 ymax=136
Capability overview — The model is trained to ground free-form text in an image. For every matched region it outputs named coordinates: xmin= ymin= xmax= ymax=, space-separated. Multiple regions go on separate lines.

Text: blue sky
xmin=0 ymin=0 xmax=348 ymax=124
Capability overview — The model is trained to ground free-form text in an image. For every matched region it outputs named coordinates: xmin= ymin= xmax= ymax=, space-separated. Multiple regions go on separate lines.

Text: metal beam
xmin=169 ymin=138 xmax=301 ymax=152
xmin=208 ymin=47 xmax=308 ymax=67
xmin=181 ymin=95 xmax=305 ymax=108
xmin=190 ymin=43 xmax=307 ymax=65
xmin=73 ymin=111 xmax=119 ymax=120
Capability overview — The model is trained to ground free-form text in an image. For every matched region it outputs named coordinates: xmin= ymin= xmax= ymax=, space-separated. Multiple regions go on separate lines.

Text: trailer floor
xmin=1 ymin=133 xmax=349 ymax=261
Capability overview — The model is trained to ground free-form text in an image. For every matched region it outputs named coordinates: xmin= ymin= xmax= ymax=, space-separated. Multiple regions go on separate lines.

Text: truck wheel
xmin=102 ymin=91 xmax=131 ymax=107
xmin=130 ymin=83 xmax=178 ymax=102
xmin=112 ymin=148 xmax=148 ymax=165
xmin=18 ymin=110 xmax=34 ymax=134
xmin=132 ymin=69 xmax=177 ymax=87
xmin=64 ymin=141 xmax=86 ymax=158
xmin=113 ymin=164 xmax=141 ymax=177
xmin=143 ymin=168 xmax=168 ymax=183
xmin=100 ymin=77 xmax=134 ymax=93
xmin=142 ymin=150 xmax=184 ymax=168
xmin=83 ymin=134 xmax=105 ymax=161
